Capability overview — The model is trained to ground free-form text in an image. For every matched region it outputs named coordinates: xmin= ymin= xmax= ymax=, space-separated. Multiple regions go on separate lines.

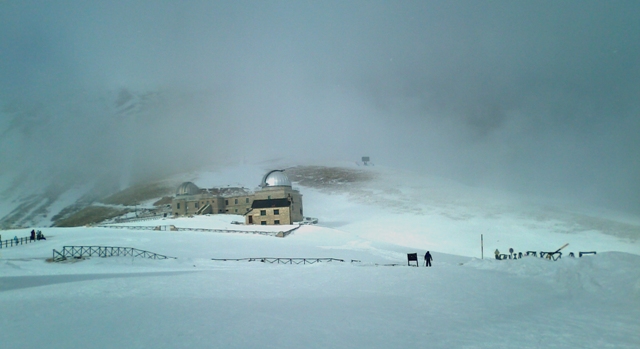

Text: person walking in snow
xmin=30 ymin=230 xmax=36 ymax=241
xmin=495 ymin=249 xmax=500 ymax=260
xmin=424 ymin=251 xmax=433 ymax=267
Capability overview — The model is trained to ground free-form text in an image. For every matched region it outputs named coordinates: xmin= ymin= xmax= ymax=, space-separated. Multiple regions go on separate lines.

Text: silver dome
xmin=260 ymin=170 xmax=291 ymax=187
xmin=176 ymin=182 xmax=200 ymax=196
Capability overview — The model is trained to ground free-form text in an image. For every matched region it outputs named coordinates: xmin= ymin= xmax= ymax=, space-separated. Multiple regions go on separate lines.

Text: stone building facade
xmin=171 ymin=170 xmax=303 ymax=225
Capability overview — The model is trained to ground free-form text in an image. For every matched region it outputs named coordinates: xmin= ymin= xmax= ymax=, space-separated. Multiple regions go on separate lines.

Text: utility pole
xmin=481 ymin=234 xmax=484 ymax=260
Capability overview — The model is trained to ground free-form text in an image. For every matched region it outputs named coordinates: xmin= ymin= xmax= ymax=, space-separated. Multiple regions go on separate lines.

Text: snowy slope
xmin=1 ymin=223 xmax=639 ymax=349
xmin=1 ymin=162 xmax=639 ymax=348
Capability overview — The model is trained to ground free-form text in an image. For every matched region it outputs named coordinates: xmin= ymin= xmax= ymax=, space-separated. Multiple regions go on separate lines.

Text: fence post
xmin=481 ymin=234 xmax=484 ymax=260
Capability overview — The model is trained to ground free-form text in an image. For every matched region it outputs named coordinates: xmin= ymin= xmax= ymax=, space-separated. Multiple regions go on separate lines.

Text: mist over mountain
xmin=1 ymin=1 xmax=639 ymax=215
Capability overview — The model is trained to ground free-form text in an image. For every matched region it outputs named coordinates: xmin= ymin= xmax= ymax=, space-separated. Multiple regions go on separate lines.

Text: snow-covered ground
xmin=1 ymin=163 xmax=639 ymax=348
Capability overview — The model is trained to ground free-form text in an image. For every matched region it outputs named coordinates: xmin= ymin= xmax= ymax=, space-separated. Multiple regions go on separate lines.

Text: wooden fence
xmin=211 ymin=257 xmax=347 ymax=264
xmin=0 ymin=236 xmax=39 ymax=248
xmin=96 ymin=224 xmax=301 ymax=237
xmin=52 ymin=246 xmax=176 ymax=262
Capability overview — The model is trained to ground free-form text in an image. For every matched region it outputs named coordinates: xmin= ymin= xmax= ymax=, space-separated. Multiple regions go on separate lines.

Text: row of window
xmin=259 ymin=209 xmax=279 ymax=216
xmin=226 ymin=198 xmax=250 ymax=205
xmin=260 ymin=220 xmax=280 ymax=225
xmin=176 ymin=198 xmax=251 ymax=210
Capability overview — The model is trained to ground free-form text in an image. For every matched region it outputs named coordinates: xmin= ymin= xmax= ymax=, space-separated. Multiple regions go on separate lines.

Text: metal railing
xmin=52 ymin=246 xmax=176 ymax=262
xmin=112 ymin=214 xmax=168 ymax=224
xmin=539 ymin=251 xmax=563 ymax=261
xmin=209 ymin=258 xmax=404 ymax=266
xmin=95 ymin=225 xmax=157 ymax=231
xmin=0 ymin=236 xmax=40 ymax=248
xmin=195 ymin=203 xmax=211 ymax=215
xmin=211 ymin=257 xmax=345 ymax=264
xmin=177 ymin=227 xmax=278 ymax=236
xmin=276 ymin=225 xmax=300 ymax=238
xmin=95 ymin=224 xmax=301 ymax=237
xmin=497 ymin=250 xmax=597 ymax=261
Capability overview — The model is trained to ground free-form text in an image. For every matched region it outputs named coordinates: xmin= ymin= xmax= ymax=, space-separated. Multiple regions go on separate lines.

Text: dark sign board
xmin=407 ymin=253 xmax=418 ymax=267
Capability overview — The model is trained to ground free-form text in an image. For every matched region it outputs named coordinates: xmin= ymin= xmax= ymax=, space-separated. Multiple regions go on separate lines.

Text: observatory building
xmin=245 ymin=170 xmax=303 ymax=225
xmin=171 ymin=170 xmax=303 ymax=225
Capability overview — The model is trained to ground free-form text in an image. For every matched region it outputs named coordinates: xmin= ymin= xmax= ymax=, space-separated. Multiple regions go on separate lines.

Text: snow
xmin=1 ymin=163 xmax=639 ymax=348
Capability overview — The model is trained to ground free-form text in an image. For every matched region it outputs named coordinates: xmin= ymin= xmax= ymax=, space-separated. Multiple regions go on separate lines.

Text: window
xmin=234 ymin=198 xmax=238 ymax=205
xmin=268 ymin=195 xmax=271 ymax=199
xmin=235 ymin=209 xmax=238 ymax=213
xmin=177 ymin=203 xmax=180 ymax=209
xmin=261 ymin=221 xmax=266 ymax=225
xmin=274 ymin=220 xmax=280 ymax=225
xmin=274 ymin=209 xmax=279 ymax=215
xmin=225 ymin=200 xmax=228 ymax=205
xmin=260 ymin=210 xmax=266 ymax=216
xmin=195 ymin=202 xmax=199 ymax=208
xmin=245 ymin=198 xmax=249 ymax=203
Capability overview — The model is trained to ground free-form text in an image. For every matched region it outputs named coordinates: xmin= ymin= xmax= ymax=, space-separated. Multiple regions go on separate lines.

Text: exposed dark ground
xmin=1 ymin=165 xmax=638 ymax=244
xmin=286 ymin=166 xmax=374 ymax=190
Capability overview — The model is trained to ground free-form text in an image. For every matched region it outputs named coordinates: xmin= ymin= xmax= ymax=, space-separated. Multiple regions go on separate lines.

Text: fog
xmin=1 ymin=1 xmax=639 ymax=214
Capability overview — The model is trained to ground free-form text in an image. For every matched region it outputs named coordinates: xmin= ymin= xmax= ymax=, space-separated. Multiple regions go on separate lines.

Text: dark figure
xmin=36 ymin=231 xmax=46 ymax=240
xmin=569 ymin=252 xmax=575 ymax=258
xmin=509 ymin=248 xmax=514 ymax=258
xmin=518 ymin=252 xmax=523 ymax=259
xmin=424 ymin=251 xmax=433 ymax=267
xmin=495 ymin=249 xmax=500 ymax=260
xmin=30 ymin=230 xmax=36 ymax=241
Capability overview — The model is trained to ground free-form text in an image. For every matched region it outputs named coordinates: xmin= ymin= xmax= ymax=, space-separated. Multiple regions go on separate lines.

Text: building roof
xmin=260 ymin=170 xmax=292 ymax=188
xmin=251 ymin=198 xmax=291 ymax=209
xmin=176 ymin=182 xmax=200 ymax=196
xmin=205 ymin=187 xmax=252 ymax=198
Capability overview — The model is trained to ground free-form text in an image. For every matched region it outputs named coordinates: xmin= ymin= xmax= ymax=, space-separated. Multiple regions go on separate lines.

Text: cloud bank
xmin=1 ymin=0 xmax=639 ymax=213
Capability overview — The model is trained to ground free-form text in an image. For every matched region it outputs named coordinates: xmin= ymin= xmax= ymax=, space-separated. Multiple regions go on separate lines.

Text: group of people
xmin=29 ymin=229 xmax=46 ymax=241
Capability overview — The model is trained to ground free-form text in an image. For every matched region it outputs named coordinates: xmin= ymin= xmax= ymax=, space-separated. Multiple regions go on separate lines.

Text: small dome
xmin=260 ymin=170 xmax=291 ymax=188
xmin=176 ymin=182 xmax=199 ymax=196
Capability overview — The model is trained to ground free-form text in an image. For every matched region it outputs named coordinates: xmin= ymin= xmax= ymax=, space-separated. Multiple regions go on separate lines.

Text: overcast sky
xmin=1 ymin=1 xmax=639 ymax=213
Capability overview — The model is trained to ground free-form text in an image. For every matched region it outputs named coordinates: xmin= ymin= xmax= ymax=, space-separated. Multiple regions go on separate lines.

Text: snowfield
xmin=1 ymin=163 xmax=639 ymax=348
